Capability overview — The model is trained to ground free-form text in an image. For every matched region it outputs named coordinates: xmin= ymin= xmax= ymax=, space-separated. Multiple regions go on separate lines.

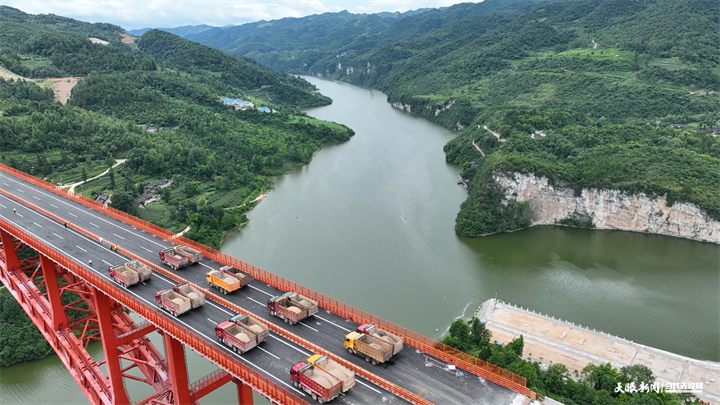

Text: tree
xmin=108 ymin=167 xmax=116 ymax=190
xmin=620 ymin=364 xmax=655 ymax=387
xmin=544 ymin=364 xmax=569 ymax=396
xmin=110 ymin=191 xmax=134 ymax=213
xmin=583 ymin=363 xmax=620 ymax=393
xmin=469 ymin=317 xmax=492 ymax=347
xmin=507 ymin=335 xmax=524 ymax=357
xmin=81 ymin=166 xmax=87 ymax=183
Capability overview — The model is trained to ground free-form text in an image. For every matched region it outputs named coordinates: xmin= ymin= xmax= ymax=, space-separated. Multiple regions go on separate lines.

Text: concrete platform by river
xmin=475 ymin=299 xmax=719 ymax=404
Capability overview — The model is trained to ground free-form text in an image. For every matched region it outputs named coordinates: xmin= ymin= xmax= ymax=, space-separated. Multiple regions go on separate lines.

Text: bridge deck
xmin=0 ymin=170 xmax=521 ymax=405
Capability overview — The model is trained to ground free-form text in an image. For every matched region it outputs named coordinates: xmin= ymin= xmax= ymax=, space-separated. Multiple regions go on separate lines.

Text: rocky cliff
xmin=494 ymin=172 xmax=720 ymax=243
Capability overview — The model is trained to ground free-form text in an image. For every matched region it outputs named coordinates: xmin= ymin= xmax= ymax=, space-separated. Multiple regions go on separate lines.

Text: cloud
xmin=1 ymin=0 xmax=476 ymax=29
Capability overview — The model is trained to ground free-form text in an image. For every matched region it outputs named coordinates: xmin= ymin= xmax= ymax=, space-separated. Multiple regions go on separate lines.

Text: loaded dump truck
xmin=356 ymin=323 xmax=403 ymax=355
xmin=174 ymin=245 xmax=203 ymax=264
xmin=159 ymin=247 xmax=189 ymax=270
xmin=155 ymin=289 xmax=191 ymax=317
xmin=267 ymin=292 xmax=318 ymax=325
xmin=306 ymin=354 xmax=355 ymax=393
xmin=124 ymin=260 xmax=153 ymax=282
xmin=216 ymin=319 xmax=262 ymax=354
xmin=173 ymin=282 xmax=205 ymax=309
xmin=344 ymin=331 xmax=394 ymax=365
xmin=206 ymin=269 xmax=240 ymax=294
xmin=230 ymin=314 xmax=269 ymax=343
xmin=108 ymin=263 xmax=140 ymax=287
xmin=219 ymin=266 xmax=252 ymax=288
xmin=290 ymin=362 xmax=342 ymax=403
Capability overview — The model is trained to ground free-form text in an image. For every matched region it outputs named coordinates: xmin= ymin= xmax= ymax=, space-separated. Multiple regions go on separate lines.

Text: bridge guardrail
xmin=0 ymin=163 xmax=534 ymax=399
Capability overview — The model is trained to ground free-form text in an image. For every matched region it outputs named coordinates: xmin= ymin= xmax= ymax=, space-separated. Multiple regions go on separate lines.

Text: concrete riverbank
xmin=475 ymin=299 xmax=719 ymax=404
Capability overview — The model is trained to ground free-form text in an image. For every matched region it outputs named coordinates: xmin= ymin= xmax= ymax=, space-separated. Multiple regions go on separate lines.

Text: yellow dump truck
xmin=344 ymin=331 xmax=394 ymax=365
xmin=206 ymin=269 xmax=241 ymax=294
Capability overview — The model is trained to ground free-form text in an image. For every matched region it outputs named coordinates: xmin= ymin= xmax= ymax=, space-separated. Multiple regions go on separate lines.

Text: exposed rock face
xmin=391 ymin=102 xmax=412 ymax=113
xmin=435 ymin=99 xmax=455 ymax=116
xmin=494 ymin=172 xmax=720 ymax=243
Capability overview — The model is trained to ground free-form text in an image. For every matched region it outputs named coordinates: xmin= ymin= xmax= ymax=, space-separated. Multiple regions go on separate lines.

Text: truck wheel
xmin=233 ymin=346 xmax=238 ymax=353
xmin=284 ymin=318 xmax=289 ymax=323
xmin=365 ymin=355 xmax=371 ymax=363
xmin=292 ymin=380 xmax=298 ymax=388
xmin=173 ymin=310 xmax=177 ymax=317
xmin=270 ymin=311 xmax=275 ymax=316
xmin=372 ymin=359 xmax=379 ymax=366
xmin=223 ymin=289 xmax=227 ymax=295
xmin=218 ymin=336 xmax=223 ymax=343
xmin=318 ymin=398 xmax=325 ymax=404
xmin=311 ymin=393 xmax=317 ymax=401
xmin=347 ymin=348 xmax=354 ymax=355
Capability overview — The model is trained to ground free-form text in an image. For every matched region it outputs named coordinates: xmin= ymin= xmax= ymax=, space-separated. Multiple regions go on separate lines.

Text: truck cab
xmin=267 ymin=295 xmax=280 ymax=312
xmin=344 ymin=332 xmax=361 ymax=350
xmin=155 ymin=290 xmax=166 ymax=305
xmin=356 ymin=323 xmax=371 ymax=334
xmin=289 ymin=361 xmax=307 ymax=384
xmin=159 ymin=248 xmax=169 ymax=261
xmin=215 ymin=321 xmax=230 ymax=340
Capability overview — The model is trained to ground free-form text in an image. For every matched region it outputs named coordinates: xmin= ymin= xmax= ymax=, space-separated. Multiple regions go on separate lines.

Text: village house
xmin=143 ymin=179 xmax=172 ymax=194
xmin=133 ymin=194 xmax=160 ymax=207
xmin=530 ymin=130 xmax=547 ymax=139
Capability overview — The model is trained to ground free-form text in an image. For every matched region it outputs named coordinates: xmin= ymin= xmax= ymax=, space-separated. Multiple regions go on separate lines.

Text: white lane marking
xmin=0 ymin=173 xmax=166 ymax=247
xmin=140 ymin=246 xmax=152 ymax=252
xmin=247 ymin=297 xmax=266 ymax=306
xmin=50 ymin=204 xmax=58 ymax=208
xmin=16 ymin=213 xmax=23 ymax=217
xmin=2 ymin=182 xmax=9 ymax=186
xmin=270 ymin=335 xmax=311 ymax=356
xmin=76 ymin=246 xmax=87 ymax=252
xmin=32 ymin=196 xmax=40 ymax=200
xmin=256 ymin=346 xmax=280 ymax=360
xmin=299 ymin=322 xmax=319 ymax=332
xmin=32 ymin=221 xmax=43 ymax=228
xmin=200 ymin=263 xmax=214 ymax=270
xmin=112 ymin=233 xmax=125 ymax=240
xmin=89 ymin=222 xmax=99 ymax=228
xmin=315 ymin=315 xmax=352 ymax=332
xmin=0 ymin=204 xmax=5 ymax=208
xmin=248 ymin=284 xmax=273 ymax=296
xmin=356 ymin=379 xmax=382 ymax=394
xmin=207 ymin=318 xmax=215 ymax=323
xmin=53 ymin=233 xmax=64 ymax=239
xmin=206 ymin=302 xmax=234 ymax=316
xmin=17 ymin=189 xmax=24 ymax=193
xmin=159 ymin=278 xmax=174 ymax=286
xmin=102 ymin=260 xmax=112 ymax=266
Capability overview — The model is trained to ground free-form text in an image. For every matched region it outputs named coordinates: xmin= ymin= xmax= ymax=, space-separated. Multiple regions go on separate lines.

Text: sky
xmin=1 ymin=0 xmax=476 ymax=30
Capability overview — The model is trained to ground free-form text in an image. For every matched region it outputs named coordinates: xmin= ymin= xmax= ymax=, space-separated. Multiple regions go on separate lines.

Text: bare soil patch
xmin=46 ymin=77 xmax=83 ymax=104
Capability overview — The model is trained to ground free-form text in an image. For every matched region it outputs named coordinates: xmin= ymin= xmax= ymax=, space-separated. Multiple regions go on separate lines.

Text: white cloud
xmin=0 ymin=0 xmax=477 ymax=29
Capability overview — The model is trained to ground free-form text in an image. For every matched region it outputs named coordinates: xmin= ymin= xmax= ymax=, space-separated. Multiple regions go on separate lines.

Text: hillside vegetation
xmin=0 ymin=6 xmax=353 ymax=250
xmin=193 ymin=0 xmax=720 ymax=236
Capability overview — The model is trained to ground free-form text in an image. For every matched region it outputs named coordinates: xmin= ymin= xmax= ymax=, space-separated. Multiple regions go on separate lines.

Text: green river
xmin=1 ymin=77 xmax=718 ymax=404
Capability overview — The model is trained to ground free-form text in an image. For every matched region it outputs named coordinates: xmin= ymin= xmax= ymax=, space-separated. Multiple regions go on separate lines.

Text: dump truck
xmin=159 ymin=247 xmax=189 ymax=270
xmin=218 ymin=266 xmax=252 ymax=288
xmin=155 ymin=289 xmax=191 ymax=317
xmin=173 ymin=282 xmax=205 ymax=309
xmin=306 ymin=354 xmax=355 ymax=393
xmin=290 ymin=362 xmax=342 ymax=403
xmin=230 ymin=314 xmax=269 ymax=343
xmin=216 ymin=320 xmax=260 ymax=354
xmin=108 ymin=263 xmax=140 ymax=287
xmin=267 ymin=292 xmax=318 ymax=325
xmin=174 ymin=245 xmax=203 ymax=264
xmin=344 ymin=331 xmax=394 ymax=365
xmin=124 ymin=259 xmax=153 ymax=282
xmin=356 ymin=323 xmax=403 ymax=355
xmin=206 ymin=269 xmax=241 ymax=294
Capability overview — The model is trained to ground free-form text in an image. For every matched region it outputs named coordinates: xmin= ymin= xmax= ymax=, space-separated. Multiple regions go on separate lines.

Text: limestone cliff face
xmin=494 ymin=172 xmax=720 ymax=243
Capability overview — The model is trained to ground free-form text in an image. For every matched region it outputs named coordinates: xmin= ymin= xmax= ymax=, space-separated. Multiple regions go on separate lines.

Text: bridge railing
xmin=0 ymin=217 xmax=307 ymax=405
xmin=0 ymin=163 xmax=534 ymax=399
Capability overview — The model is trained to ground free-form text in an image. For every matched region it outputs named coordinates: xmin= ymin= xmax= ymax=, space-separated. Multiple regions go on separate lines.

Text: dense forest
xmin=187 ymin=0 xmax=720 ymax=236
xmin=443 ymin=318 xmax=700 ymax=405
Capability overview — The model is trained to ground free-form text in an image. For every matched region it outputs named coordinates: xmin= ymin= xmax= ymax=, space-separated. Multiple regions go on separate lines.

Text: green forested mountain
xmin=0 ymin=7 xmax=353 ymax=250
xmin=128 ymin=24 xmax=216 ymax=37
xmin=190 ymin=0 xmax=720 ymax=236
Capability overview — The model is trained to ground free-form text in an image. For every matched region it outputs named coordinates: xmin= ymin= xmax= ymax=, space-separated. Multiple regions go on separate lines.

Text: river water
xmin=1 ymin=77 xmax=718 ymax=404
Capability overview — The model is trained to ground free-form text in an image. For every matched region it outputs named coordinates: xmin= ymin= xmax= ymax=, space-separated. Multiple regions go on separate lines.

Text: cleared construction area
xmin=475 ymin=299 xmax=719 ymax=405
